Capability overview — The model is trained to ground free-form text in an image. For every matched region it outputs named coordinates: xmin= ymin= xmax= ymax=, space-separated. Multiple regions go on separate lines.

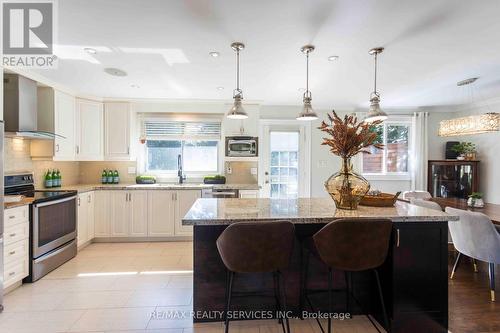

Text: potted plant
xmin=451 ymin=142 xmax=476 ymax=160
xmin=319 ymin=111 xmax=384 ymax=210
xmin=467 ymin=192 xmax=484 ymax=208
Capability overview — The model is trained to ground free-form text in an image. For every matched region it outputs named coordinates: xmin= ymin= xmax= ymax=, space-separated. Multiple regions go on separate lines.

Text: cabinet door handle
xmin=9 ymin=271 xmax=15 ymax=276
xmin=56 ymin=144 xmax=60 ymax=152
xmin=9 ymin=233 xmax=16 ymax=237
xmin=87 ymin=195 xmax=91 ymax=203
xmin=9 ymin=215 xmax=16 ymax=219
xmin=127 ymin=147 xmax=130 ymax=155
xmin=78 ymin=198 xmax=81 ymax=206
xmin=128 ymin=193 xmax=132 ymax=202
xmin=76 ymin=145 xmax=80 ymax=154
xmin=9 ymin=251 xmax=16 ymax=255
xmin=396 ymin=229 xmax=400 ymax=247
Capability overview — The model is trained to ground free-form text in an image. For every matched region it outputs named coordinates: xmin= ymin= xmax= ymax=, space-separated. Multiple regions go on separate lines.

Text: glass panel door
xmin=269 ymin=131 xmax=299 ymax=199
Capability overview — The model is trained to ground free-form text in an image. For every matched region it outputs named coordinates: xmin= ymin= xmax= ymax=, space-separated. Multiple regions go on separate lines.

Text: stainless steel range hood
xmin=3 ymin=74 xmax=61 ymax=139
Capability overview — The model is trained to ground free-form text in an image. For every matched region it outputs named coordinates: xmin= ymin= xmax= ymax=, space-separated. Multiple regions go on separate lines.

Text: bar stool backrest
xmin=216 ymin=221 xmax=295 ymax=273
xmin=313 ymin=219 xmax=393 ymax=271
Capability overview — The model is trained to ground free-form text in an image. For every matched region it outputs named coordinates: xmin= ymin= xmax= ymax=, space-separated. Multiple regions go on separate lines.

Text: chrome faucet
xmin=177 ymin=154 xmax=186 ymax=184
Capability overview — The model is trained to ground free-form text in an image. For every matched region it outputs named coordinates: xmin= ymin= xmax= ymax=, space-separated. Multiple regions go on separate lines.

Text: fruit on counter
xmin=203 ymin=175 xmax=226 ymax=184
xmin=136 ymin=175 xmax=157 ymax=184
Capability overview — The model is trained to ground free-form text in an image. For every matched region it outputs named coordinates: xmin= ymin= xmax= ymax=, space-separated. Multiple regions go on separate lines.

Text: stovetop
xmin=5 ymin=173 xmax=77 ymax=203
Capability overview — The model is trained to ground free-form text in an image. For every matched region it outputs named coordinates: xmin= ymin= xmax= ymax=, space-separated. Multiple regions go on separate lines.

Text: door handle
xmin=396 ymin=229 xmax=400 ymax=247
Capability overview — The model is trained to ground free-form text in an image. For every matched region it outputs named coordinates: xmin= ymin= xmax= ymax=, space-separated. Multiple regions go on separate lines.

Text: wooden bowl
xmin=360 ymin=192 xmax=401 ymax=207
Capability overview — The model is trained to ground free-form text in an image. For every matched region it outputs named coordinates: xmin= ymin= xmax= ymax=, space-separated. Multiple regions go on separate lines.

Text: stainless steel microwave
xmin=225 ymin=136 xmax=258 ymax=157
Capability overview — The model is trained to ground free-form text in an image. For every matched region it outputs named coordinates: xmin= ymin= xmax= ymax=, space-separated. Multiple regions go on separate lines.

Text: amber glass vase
xmin=324 ymin=158 xmax=370 ymax=210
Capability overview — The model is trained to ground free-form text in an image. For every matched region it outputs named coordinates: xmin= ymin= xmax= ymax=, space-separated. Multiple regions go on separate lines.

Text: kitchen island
xmin=183 ymin=198 xmax=459 ymax=333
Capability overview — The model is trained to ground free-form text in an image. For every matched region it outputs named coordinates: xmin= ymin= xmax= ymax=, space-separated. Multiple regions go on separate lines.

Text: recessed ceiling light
xmin=216 ymin=86 xmax=224 ymax=90
xmin=104 ymin=68 xmax=127 ymax=77
xmin=327 ymin=55 xmax=339 ymax=61
xmin=209 ymin=51 xmax=220 ymax=58
xmin=130 ymin=84 xmax=140 ymax=88
xmin=84 ymin=47 xmax=97 ymax=54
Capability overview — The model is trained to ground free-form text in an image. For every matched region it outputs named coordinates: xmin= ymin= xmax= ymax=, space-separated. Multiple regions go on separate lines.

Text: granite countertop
xmin=39 ymin=183 xmax=261 ymax=193
xmin=4 ymin=197 xmax=35 ymax=209
xmin=182 ymin=198 xmax=460 ymax=225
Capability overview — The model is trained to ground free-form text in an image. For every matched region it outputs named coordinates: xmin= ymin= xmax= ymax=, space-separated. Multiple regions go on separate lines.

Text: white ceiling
xmin=26 ymin=0 xmax=500 ymax=109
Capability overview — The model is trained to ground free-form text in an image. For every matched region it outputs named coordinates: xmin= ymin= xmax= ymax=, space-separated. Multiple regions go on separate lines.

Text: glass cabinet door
xmin=430 ymin=163 xmax=475 ymax=199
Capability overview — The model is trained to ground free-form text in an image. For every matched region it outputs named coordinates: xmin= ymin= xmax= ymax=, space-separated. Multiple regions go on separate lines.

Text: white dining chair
xmin=446 ymin=207 xmax=500 ymax=302
xmin=402 ymin=190 xmax=432 ymax=201
xmin=409 ymin=198 xmax=442 ymax=211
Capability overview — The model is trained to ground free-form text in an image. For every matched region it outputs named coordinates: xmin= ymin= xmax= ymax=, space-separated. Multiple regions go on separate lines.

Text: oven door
xmin=32 ymin=196 xmax=77 ymax=259
xmin=227 ymin=140 xmax=256 ymax=156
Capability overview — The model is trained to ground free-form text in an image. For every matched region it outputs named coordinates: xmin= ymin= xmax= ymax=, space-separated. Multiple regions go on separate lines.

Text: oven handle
xmin=33 ymin=195 xmax=77 ymax=208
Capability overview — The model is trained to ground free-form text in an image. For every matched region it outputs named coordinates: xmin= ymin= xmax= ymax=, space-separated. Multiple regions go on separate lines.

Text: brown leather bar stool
xmin=301 ymin=218 xmax=392 ymax=333
xmin=217 ymin=221 xmax=295 ymax=333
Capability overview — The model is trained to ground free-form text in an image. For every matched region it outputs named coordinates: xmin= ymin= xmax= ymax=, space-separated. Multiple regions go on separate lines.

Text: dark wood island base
xmin=192 ymin=222 xmax=449 ymax=333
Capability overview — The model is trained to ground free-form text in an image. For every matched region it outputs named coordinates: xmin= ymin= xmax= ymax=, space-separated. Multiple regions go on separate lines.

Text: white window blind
xmin=144 ymin=120 xmax=221 ymax=140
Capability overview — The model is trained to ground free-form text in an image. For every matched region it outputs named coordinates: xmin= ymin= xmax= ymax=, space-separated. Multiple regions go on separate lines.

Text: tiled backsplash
xmin=5 ymin=138 xmax=81 ymax=188
xmin=5 ymin=138 xmax=258 ymax=187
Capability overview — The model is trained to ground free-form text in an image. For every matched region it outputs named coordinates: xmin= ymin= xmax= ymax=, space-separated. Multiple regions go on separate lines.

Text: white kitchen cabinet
xmin=54 ymin=91 xmax=77 ymax=160
xmin=76 ymin=99 xmax=104 ymax=160
xmin=77 ymin=191 xmax=95 ymax=247
xmin=129 ymin=191 xmax=148 ymax=237
xmin=174 ymin=190 xmax=201 ymax=236
xmin=110 ymin=191 xmax=130 ymax=237
xmin=239 ymin=189 xmax=259 ymax=199
xmin=148 ymin=191 xmax=176 ymax=237
xmin=94 ymin=190 xmax=111 ymax=237
xmin=104 ymin=102 xmax=131 ymax=160
xmin=4 ymin=205 xmax=30 ymax=289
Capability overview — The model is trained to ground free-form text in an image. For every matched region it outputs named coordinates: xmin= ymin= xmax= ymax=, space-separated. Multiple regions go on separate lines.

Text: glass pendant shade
xmin=227 ymin=96 xmax=248 ymax=119
xmin=296 ymin=96 xmax=318 ymax=120
xmin=364 ymin=94 xmax=388 ymax=123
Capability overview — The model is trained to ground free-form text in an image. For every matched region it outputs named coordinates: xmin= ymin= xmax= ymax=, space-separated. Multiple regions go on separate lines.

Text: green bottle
xmin=113 ymin=170 xmax=119 ymax=184
xmin=101 ymin=170 xmax=107 ymax=184
xmin=51 ymin=170 xmax=57 ymax=187
xmin=106 ymin=169 xmax=113 ymax=184
xmin=56 ymin=169 xmax=62 ymax=187
xmin=45 ymin=169 xmax=53 ymax=188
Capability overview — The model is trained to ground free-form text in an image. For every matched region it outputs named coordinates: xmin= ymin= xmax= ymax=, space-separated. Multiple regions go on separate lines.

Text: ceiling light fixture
xmin=296 ymin=45 xmax=318 ymax=121
xmin=363 ymin=47 xmax=388 ymax=123
xmin=327 ymin=55 xmax=339 ymax=61
xmin=226 ymin=42 xmax=248 ymax=119
xmin=104 ymin=68 xmax=127 ymax=77
xmin=209 ymin=51 xmax=220 ymax=58
xmin=84 ymin=47 xmax=97 ymax=54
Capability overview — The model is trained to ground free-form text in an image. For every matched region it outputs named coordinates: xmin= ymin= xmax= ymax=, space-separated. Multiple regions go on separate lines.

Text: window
xmin=142 ymin=118 xmax=221 ymax=175
xmin=362 ymin=120 xmax=411 ymax=176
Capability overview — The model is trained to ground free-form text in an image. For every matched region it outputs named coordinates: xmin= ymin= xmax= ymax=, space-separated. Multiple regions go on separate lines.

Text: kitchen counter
xmin=186 ymin=197 xmax=455 ymax=332
xmin=183 ymin=198 xmax=458 ymax=225
xmin=4 ymin=196 xmax=35 ymax=209
xmin=39 ymin=183 xmax=261 ymax=193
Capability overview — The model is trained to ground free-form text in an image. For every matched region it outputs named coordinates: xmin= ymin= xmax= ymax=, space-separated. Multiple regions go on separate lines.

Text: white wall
xmin=427 ymin=100 xmax=500 ymax=204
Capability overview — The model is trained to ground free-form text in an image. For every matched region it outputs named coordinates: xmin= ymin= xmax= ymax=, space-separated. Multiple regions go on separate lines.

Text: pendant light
xmin=226 ymin=42 xmax=248 ymax=119
xmin=364 ymin=47 xmax=388 ymax=123
xmin=296 ymin=45 xmax=318 ymax=121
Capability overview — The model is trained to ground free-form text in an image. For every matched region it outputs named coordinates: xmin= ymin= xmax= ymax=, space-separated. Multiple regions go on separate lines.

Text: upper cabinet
xmin=104 ymin=102 xmax=131 ymax=160
xmin=76 ymin=99 xmax=104 ymax=160
xmin=54 ymin=90 xmax=77 ymax=160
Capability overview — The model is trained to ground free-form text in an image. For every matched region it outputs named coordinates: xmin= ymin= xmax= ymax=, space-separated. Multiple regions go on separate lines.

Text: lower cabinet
xmin=77 ymin=191 xmax=95 ymax=247
xmin=94 ymin=189 xmax=200 ymax=239
xmin=3 ymin=205 xmax=30 ymax=289
xmin=239 ymin=189 xmax=259 ymax=198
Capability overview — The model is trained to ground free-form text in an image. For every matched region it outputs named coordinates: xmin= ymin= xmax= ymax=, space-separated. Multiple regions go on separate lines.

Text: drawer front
xmin=4 ymin=238 xmax=29 ymax=265
xmin=4 ymin=205 xmax=29 ymax=227
xmin=4 ymin=221 xmax=30 ymax=246
xmin=4 ymin=257 xmax=29 ymax=289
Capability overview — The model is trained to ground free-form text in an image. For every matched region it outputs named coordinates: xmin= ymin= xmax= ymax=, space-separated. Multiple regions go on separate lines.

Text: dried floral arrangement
xmin=318 ymin=110 xmax=384 ymax=158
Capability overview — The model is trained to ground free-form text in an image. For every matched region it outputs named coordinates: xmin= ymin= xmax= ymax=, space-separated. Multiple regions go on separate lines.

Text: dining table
xmin=430 ymin=197 xmax=500 ymax=225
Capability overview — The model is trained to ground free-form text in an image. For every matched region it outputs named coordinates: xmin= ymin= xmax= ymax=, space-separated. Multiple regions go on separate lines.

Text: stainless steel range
xmin=4 ymin=173 xmax=78 ymax=282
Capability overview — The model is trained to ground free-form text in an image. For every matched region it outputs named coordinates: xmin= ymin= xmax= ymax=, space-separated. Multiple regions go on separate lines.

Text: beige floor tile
xmin=108 ymin=274 xmax=171 ymax=290
xmin=0 ymin=309 xmax=85 ymax=333
xmin=2 ymin=291 xmax=69 ymax=312
xmin=126 ymin=288 xmax=193 ymax=307
xmin=55 ymin=290 xmax=134 ymax=309
xmin=147 ymin=306 xmax=194 ymax=330
xmin=166 ymin=275 xmax=193 ymax=289
xmin=68 ymin=307 xmax=155 ymax=332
